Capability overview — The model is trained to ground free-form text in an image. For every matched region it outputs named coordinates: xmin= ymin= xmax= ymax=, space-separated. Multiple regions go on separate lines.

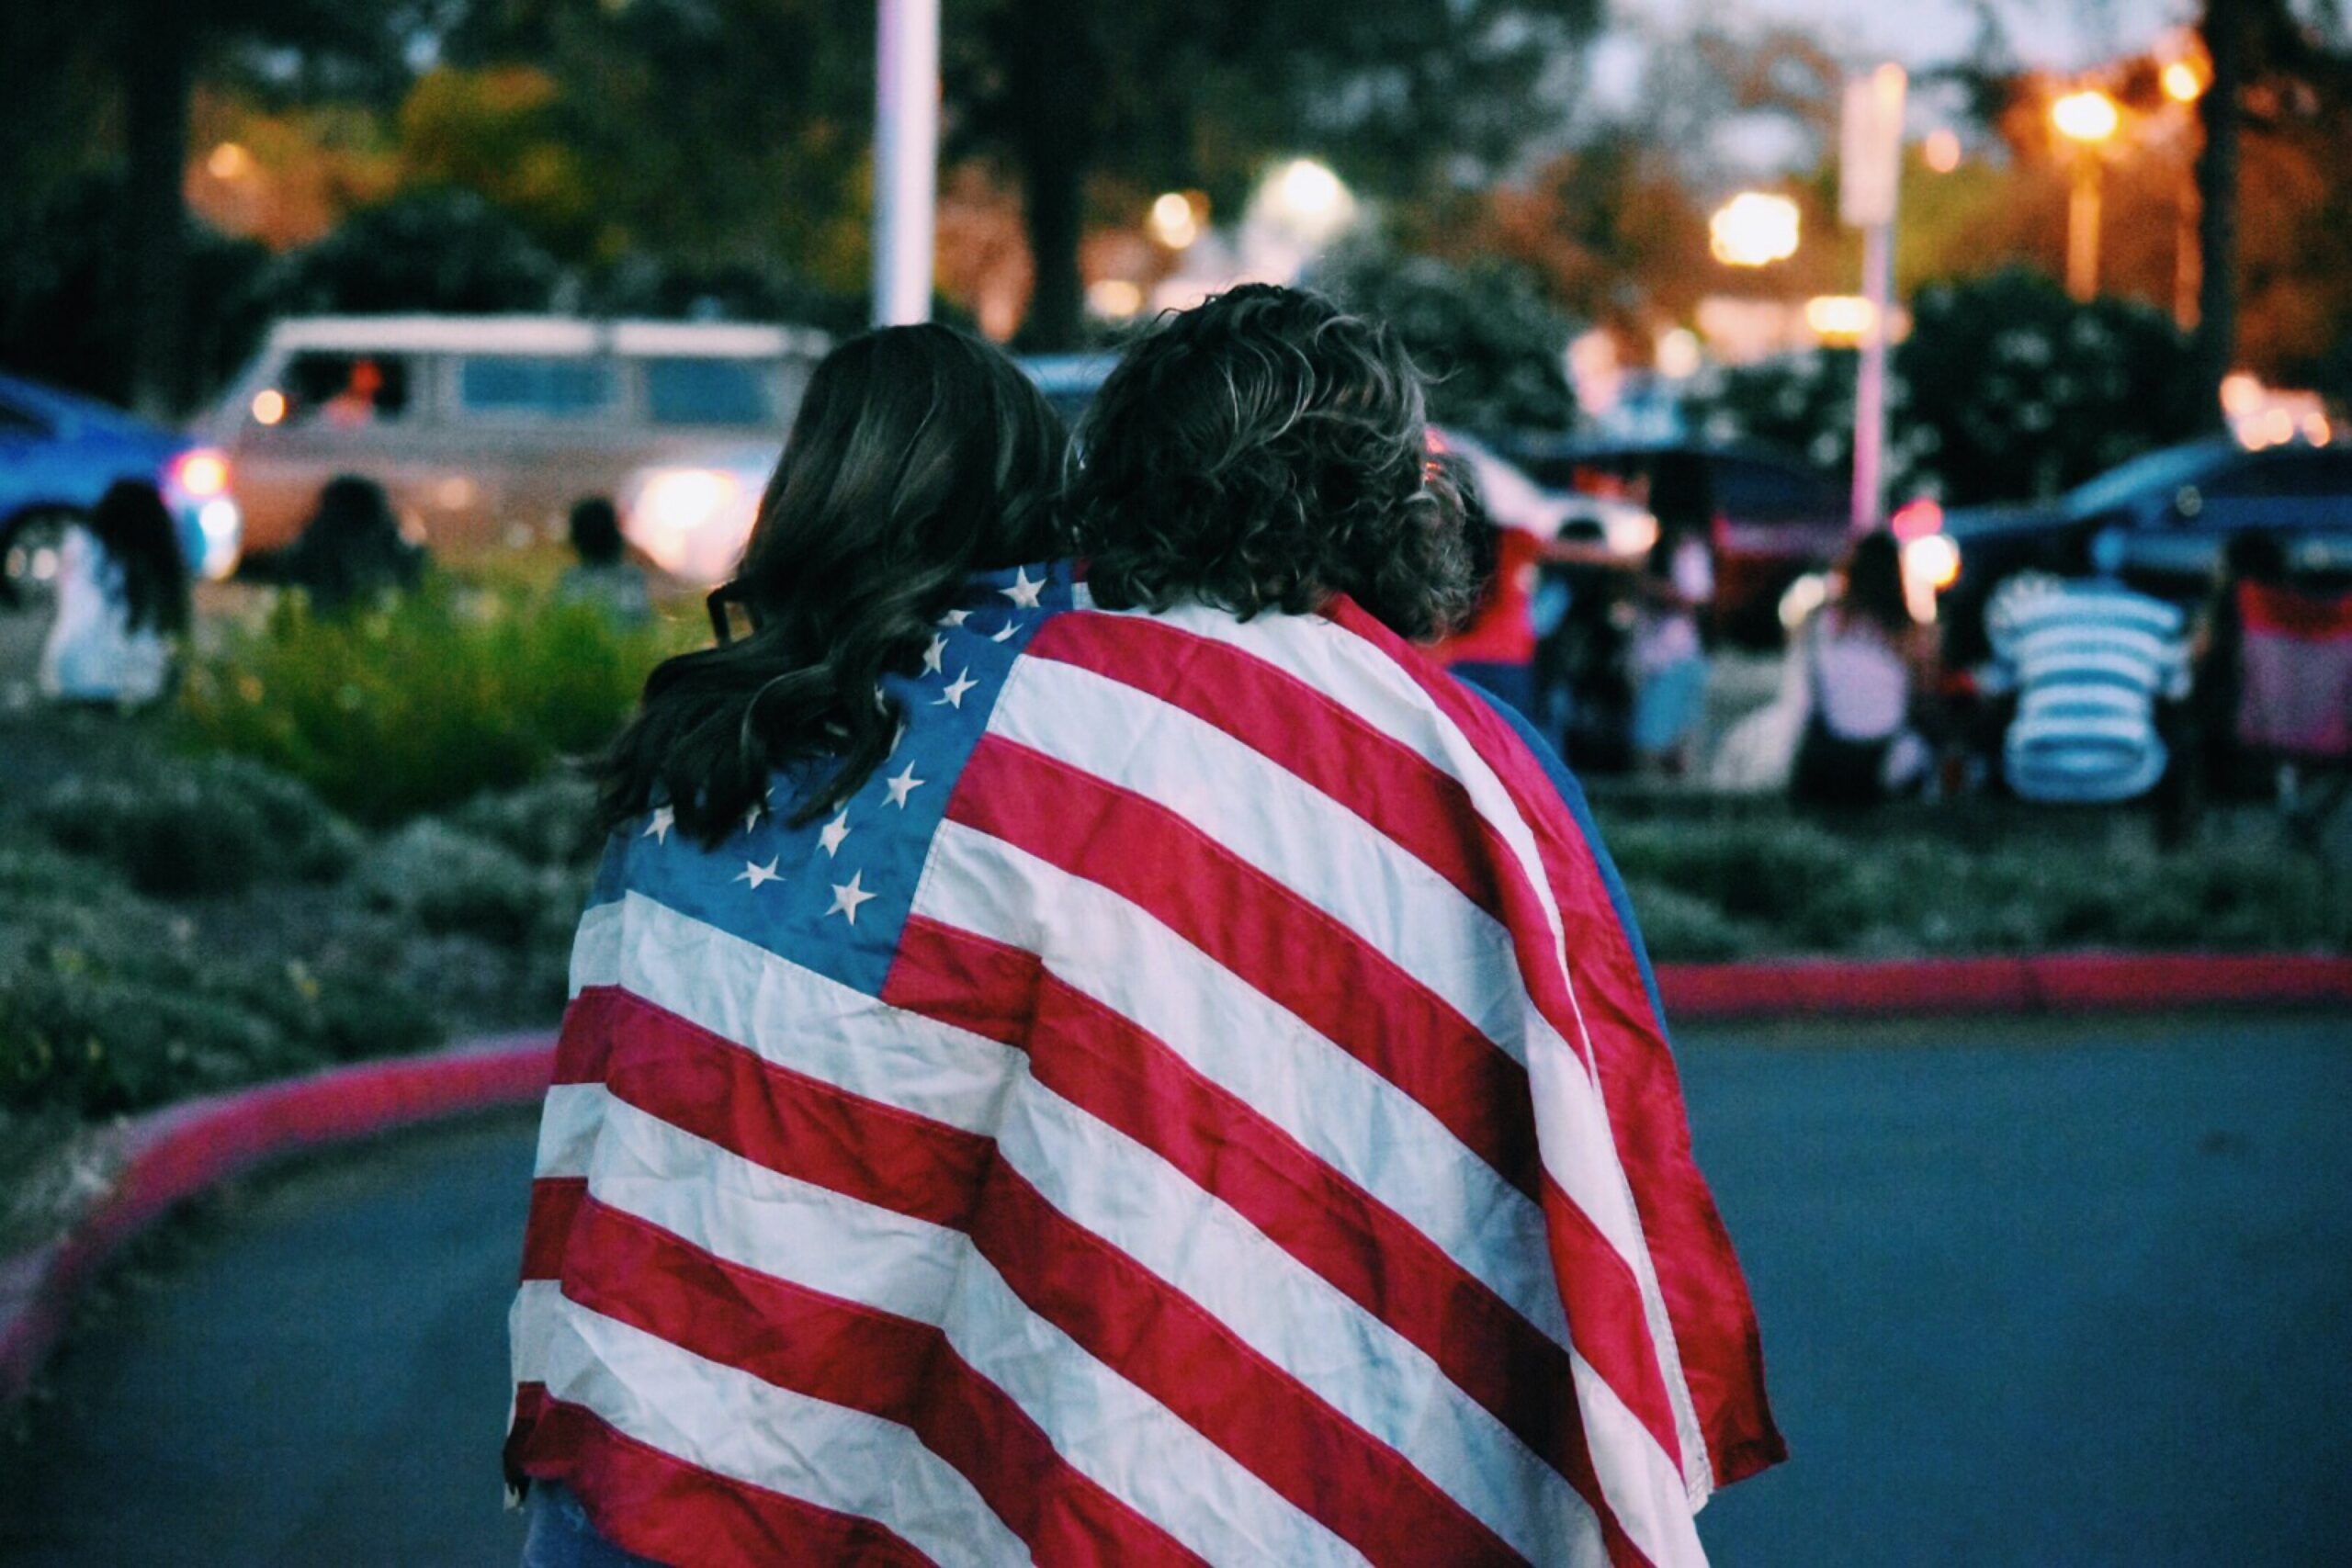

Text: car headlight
xmin=1904 ymin=532 xmax=1962 ymax=592
xmin=196 ymin=498 xmax=243 ymax=580
xmin=1602 ymin=508 xmax=1661 ymax=560
xmin=625 ymin=467 xmax=752 ymax=581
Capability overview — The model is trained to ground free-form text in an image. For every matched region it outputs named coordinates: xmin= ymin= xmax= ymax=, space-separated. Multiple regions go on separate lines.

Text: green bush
xmin=356 ymin=819 xmax=588 ymax=949
xmin=30 ymin=755 xmax=359 ymax=897
xmin=446 ymin=773 xmax=602 ymax=868
xmin=177 ymin=581 xmax=689 ymax=824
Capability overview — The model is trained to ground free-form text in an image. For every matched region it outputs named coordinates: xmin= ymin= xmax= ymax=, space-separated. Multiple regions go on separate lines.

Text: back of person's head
xmin=600 ymin=323 xmax=1067 ymax=841
xmin=1838 ymin=529 xmax=1910 ymax=637
xmin=2222 ymin=529 xmax=2288 ymax=587
xmin=291 ymin=474 xmax=413 ymax=614
xmin=1646 ymin=448 xmax=1714 ymax=531
xmin=1071 ymin=284 xmax=1474 ymax=642
xmin=568 ymin=497 xmax=626 ymax=567
xmin=85 ymin=479 xmax=190 ymax=636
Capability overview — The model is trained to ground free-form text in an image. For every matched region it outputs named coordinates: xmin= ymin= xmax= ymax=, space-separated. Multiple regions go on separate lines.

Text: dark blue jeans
xmin=521 ymin=1483 xmax=664 ymax=1568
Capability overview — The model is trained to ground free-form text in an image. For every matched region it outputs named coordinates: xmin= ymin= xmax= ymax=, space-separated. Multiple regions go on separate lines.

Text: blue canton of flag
xmin=594 ymin=561 xmax=1077 ymax=998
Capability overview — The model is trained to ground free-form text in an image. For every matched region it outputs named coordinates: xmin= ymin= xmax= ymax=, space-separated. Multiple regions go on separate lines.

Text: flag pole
xmin=873 ymin=0 xmax=940 ymax=327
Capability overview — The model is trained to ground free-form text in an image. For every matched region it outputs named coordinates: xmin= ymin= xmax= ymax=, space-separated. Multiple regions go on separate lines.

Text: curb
xmin=4 ymin=952 xmax=2347 ymax=1407
xmin=0 ymin=1032 xmax=556 ymax=1408
xmin=1655 ymin=953 xmax=2352 ymax=1021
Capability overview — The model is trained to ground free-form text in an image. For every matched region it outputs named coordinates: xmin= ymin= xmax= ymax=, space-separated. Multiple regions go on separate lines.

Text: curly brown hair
xmin=1070 ymin=285 xmax=1475 ymax=641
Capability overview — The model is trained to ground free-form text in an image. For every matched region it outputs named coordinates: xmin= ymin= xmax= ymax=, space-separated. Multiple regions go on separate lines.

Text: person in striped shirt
xmin=1979 ymin=549 xmax=2192 ymax=805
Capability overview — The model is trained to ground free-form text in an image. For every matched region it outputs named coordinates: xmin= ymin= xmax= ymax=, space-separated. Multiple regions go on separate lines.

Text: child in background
xmin=40 ymin=479 xmax=188 ymax=707
xmin=1628 ymin=451 xmax=1715 ymax=776
xmin=556 ymin=497 xmax=652 ymax=626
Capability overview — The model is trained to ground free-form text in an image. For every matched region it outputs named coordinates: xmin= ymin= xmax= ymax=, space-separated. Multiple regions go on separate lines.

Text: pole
xmin=872 ymin=0 xmax=940 ymax=327
xmin=1851 ymin=219 xmax=1893 ymax=531
xmin=2065 ymin=155 xmax=2102 ymax=303
xmin=2192 ymin=0 xmax=2240 ymax=426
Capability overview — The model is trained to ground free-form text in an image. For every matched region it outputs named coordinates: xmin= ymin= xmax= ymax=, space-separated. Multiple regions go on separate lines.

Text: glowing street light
xmin=2051 ymin=89 xmax=2120 ymax=302
xmin=2162 ymin=61 xmax=2206 ymax=103
xmin=1148 ymin=192 xmax=1201 ymax=250
xmin=1708 ymin=192 xmax=1801 ymax=267
xmin=1923 ymin=129 xmax=1962 ymax=174
xmin=2051 ymin=89 xmax=2120 ymax=145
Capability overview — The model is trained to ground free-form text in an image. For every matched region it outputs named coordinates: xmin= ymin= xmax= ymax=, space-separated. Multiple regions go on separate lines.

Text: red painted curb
xmin=1655 ymin=953 xmax=2352 ymax=1021
xmin=0 ymin=1032 xmax=555 ymax=1406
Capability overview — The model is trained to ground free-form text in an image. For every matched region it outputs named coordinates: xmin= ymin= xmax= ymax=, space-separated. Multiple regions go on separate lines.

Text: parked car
xmin=1922 ymin=434 xmax=2352 ymax=661
xmin=196 ymin=316 xmax=831 ymax=579
xmin=1501 ymin=435 xmax=1856 ymax=646
xmin=0 ymin=371 xmax=243 ymax=604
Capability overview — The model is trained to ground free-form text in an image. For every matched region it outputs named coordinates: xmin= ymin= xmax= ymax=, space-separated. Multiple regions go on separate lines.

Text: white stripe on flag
xmin=511 ymin=1280 xmax=1029 ymax=1568
xmin=537 ymin=1089 xmax=1371 ymax=1568
xmin=997 ymin=1075 xmax=1615 ymax=1566
xmin=917 ymin=818 xmax=1571 ymax=1348
xmin=571 ymin=894 xmax=1020 ymax=1135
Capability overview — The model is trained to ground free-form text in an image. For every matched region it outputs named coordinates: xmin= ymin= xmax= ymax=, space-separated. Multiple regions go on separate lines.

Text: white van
xmin=199 ymin=317 xmax=830 ymax=581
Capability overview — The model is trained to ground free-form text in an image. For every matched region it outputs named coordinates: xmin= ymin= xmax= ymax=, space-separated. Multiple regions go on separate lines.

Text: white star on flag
xmin=1001 ymin=566 xmax=1045 ymax=609
xmin=826 ymin=870 xmax=877 ymax=925
xmin=935 ymin=668 xmax=978 ymax=708
xmin=742 ymin=803 xmax=763 ymax=834
xmin=939 ymin=608 xmax=971 ymax=627
xmin=818 ymin=807 xmax=852 ymax=857
xmin=922 ymin=634 xmax=946 ymax=675
xmin=734 ymin=857 xmax=782 ymax=890
xmin=990 ymin=620 xmax=1019 ymax=644
xmin=883 ymin=761 xmax=926 ymax=807
xmin=642 ymin=806 xmax=674 ymax=844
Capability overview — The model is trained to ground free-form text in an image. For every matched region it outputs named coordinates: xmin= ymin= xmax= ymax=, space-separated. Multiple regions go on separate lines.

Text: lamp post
xmin=1840 ymin=63 xmax=1905 ymax=532
xmin=872 ymin=0 xmax=941 ymax=326
xmin=2051 ymin=88 xmax=2120 ymax=303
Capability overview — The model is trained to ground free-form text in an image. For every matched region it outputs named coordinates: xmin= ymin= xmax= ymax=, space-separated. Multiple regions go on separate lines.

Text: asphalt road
xmin=4 ymin=1012 xmax=2347 ymax=1566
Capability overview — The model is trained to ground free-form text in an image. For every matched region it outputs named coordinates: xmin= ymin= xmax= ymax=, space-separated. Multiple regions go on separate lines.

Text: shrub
xmin=446 ymin=773 xmax=602 ymax=868
xmin=29 ymin=755 xmax=359 ymax=897
xmin=356 ymin=819 xmax=587 ymax=949
xmin=177 ymin=581 xmax=690 ymax=824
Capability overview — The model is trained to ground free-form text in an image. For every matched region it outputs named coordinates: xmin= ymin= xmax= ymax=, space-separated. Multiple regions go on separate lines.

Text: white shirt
xmin=1811 ymin=613 xmax=1912 ymax=741
xmin=39 ymin=526 xmax=173 ymax=705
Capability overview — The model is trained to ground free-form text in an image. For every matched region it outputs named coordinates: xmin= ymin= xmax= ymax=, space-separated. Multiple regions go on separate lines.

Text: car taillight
xmin=1890 ymin=496 xmax=1943 ymax=541
xmin=171 ymin=447 xmax=232 ymax=499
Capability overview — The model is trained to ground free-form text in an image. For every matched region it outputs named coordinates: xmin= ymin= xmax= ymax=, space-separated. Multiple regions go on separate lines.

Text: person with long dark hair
xmin=39 ymin=479 xmax=189 ymax=706
xmin=505 ymin=324 xmax=1071 ymax=1565
xmin=1790 ymin=529 xmax=1937 ymax=805
xmin=279 ymin=474 xmax=426 ymax=617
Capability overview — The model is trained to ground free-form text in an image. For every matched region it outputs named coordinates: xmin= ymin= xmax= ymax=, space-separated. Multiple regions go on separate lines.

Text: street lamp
xmin=2051 ymin=88 xmax=2120 ymax=302
xmin=1708 ymin=192 xmax=1801 ymax=267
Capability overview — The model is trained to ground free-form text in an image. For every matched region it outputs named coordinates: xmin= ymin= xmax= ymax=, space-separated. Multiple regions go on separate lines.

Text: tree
xmin=946 ymin=0 xmax=1600 ymax=351
xmin=1315 ymin=243 xmax=1577 ymax=433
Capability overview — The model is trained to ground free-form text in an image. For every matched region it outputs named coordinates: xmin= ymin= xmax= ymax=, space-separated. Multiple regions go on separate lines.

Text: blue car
xmin=0 ymin=371 xmax=243 ymax=603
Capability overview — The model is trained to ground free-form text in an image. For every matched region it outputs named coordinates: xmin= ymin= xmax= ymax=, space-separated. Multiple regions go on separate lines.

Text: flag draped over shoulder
xmin=506 ymin=558 xmax=1782 ymax=1568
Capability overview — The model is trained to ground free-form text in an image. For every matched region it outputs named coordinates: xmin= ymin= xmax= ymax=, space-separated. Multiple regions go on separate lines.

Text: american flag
xmin=506 ymin=558 xmax=1781 ymax=1567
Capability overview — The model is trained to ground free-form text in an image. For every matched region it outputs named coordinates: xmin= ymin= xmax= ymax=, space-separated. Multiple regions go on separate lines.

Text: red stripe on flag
xmin=1022 ymin=610 xmax=1589 ymax=1064
xmin=571 ymin=985 xmax=994 ymax=1231
xmin=565 ymin=987 xmax=1527 ymax=1565
xmin=1325 ymin=596 xmax=1785 ymax=1486
xmin=1026 ymin=612 xmax=1508 ymax=918
xmin=507 ymin=1383 xmax=935 ymax=1568
xmin=888 ymin=915 xmax=1647 ymax=1561
xmin=520 ymin=1175 xmax=587 ymax=1281
xmin=945 ymin=735 xmax=1543 ymax=1199
xmin=527 ymin=1190 xmax=1208 ymax=1567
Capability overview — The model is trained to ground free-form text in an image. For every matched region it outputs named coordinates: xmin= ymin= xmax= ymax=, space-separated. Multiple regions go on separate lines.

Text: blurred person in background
xmin=1430 ymin=468 xmax=1544 ymax=719
xmin=556 ymin=496 xmax=652 ymax=626
xmin=279 ymin=474 xmax=426 ymax=617
xmin=1790 ymin=530 xmax=1937 ymax=807
xmin=1981 ymin=532 xmax=2190 ymax=807
xmin=504 ymin=323 xmax=1071 ymax=1567
xmin=38 ymin=478 xmax=188 ymax=708
xmin=1628 ymin=449 xmax=1715 ymax=778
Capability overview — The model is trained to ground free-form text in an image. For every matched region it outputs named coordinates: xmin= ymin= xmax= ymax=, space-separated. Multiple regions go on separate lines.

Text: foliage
xmin=0 ymin=840 xmax=439 ymax=1120
xmin=31 ymin=755 xmax=359 ymax=897
xmin=1598 ymin=795 xmax=2352 ymax=963
xmin=1688 ymin=270 xmax=2209 ymax=507
xmin=176 ymin=579 xmax=691 ymax=824
xmin=1315 ymin=243 xmax=1577 ymax=432
xmin=259 ymin=186 xmax=561 ymax=316
xmin=355 ymin=819 xmax=586 ymax=949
